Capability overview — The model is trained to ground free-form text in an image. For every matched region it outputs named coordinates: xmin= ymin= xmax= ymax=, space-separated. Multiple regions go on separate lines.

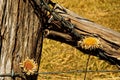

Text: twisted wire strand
xmin=0 ymin=0 xmax=120 ymax=79
xmin=0 ymin=69 xmax=120 ymax=77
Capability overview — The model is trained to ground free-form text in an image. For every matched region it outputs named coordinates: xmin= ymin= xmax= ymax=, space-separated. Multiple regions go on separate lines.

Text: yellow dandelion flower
xmin=20 ymin=57 xmax=38 ymax=75
xmin=78 ymin=37 xmax=101 ymax=50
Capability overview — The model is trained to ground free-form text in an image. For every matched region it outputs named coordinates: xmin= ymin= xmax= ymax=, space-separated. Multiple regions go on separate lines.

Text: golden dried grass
xmin=38 ymin=0 xmax=120 ymax=80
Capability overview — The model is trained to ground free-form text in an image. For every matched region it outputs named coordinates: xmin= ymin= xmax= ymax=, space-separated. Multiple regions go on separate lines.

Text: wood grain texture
xmin=45 ymin=4 xmax=120 ymax=67
xmin=0 ymin=0 xmax=44 ymax=80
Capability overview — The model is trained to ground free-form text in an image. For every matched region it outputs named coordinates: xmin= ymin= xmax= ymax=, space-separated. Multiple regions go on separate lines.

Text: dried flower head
xmin=20 ymin=57 xmax=38 ymax=75
xmin=78 ymin=37 xmax=101 ymax=50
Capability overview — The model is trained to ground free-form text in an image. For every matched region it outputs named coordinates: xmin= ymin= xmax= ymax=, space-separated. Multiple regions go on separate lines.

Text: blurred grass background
xmin=38 ymin=0 xmax=120 ymax=80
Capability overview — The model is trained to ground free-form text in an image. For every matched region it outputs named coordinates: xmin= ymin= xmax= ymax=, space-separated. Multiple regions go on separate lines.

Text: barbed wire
xmin=0 ymin=0 xmax=120 ymax=80
xmin=0 ymin=69 xmax=120 ymax=77
xmin=38 ymin=1 xmax=120 ymax=80
xmin=40 ymin=0 xmax=83 ymax=39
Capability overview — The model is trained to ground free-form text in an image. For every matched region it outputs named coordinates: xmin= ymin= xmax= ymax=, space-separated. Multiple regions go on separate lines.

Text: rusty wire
xmin=0 ymin=0 xmax=120 ymax=80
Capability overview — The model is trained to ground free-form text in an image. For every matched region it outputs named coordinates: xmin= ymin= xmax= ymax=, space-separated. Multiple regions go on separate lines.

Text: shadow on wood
xmin=44 ymin=3 xmax=120 ymax=68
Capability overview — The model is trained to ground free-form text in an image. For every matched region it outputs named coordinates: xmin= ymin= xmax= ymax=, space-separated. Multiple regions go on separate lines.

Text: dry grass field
xmin=38 ymin=0 xmax=120 ymax=80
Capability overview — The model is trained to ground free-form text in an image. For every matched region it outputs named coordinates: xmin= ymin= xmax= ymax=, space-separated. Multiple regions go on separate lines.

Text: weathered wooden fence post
xmin=0 ymin=0 xmax=120 ymax=79
xmin=0 ymin=0 xmax=47 ymax=80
